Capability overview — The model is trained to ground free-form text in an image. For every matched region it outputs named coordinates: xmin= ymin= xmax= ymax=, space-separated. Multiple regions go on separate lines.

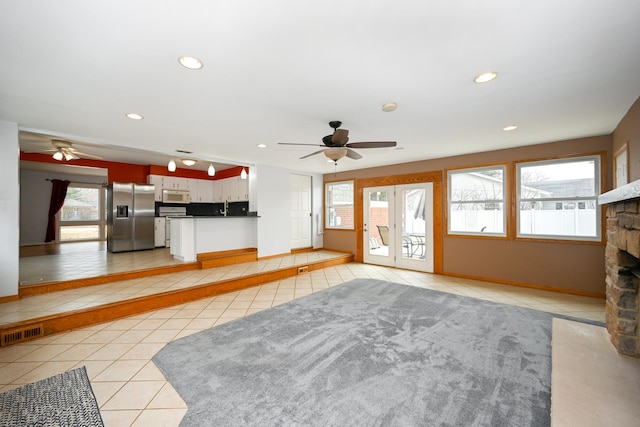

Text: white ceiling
xmin=2 ymin=1 xmax=640 ymax=175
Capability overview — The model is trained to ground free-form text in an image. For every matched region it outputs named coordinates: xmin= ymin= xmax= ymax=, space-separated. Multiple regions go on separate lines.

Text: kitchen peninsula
xmin=169 ymin=216 xmax=258 ymax=262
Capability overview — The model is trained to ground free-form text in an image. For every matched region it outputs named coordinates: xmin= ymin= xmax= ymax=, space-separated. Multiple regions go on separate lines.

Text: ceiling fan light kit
xmin=324 ymin=147 xmax=348 ymax=162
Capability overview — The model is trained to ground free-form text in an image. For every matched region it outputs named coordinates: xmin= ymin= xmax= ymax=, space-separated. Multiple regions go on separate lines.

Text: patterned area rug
xmin=153 ymin=279 xmax=597 ymax=427
xmin=0 ymin=366 xmax=104 ymax=427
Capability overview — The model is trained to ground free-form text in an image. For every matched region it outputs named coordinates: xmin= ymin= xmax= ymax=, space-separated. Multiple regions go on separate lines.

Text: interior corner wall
xmin=0 ymin=121 xmax=20 ymax=297
xmin=613 ymin=95 xmax=640 ymax=182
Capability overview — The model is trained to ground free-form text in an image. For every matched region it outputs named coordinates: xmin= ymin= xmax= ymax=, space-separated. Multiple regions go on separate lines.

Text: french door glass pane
xmin=369 ymin=190 xmax=389 ymax=256
xmin=401 ymin=188 xmax=426 ymax=259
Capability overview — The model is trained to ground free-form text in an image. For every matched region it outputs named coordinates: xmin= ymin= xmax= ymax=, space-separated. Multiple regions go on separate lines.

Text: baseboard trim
xmin=0 ymin=294 xmax=20 ymax=303
xmin=442 ymin=271 xmax=606 ymax=299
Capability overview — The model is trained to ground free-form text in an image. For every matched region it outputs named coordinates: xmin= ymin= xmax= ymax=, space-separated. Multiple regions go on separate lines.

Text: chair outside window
xmin=376 ymin=225 xmax=412 ymax=256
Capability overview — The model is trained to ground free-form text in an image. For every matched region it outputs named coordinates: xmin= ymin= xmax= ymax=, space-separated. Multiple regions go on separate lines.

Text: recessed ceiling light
xmin=257 ymin=144 xmax=267 ymax=148
xmin=126 ymin=113 xmax=143 ymax=120
xmin=503 ymin=125 xmax=518 ymax=131
xmin=181 ymin=159 xmax=197 ymax=166
xmin=474 ymin=71 xmax=498 ymax=83
xmin=178 ymin=56 xmax=203 ymax=70
xmin=382 ymin=102 xmax=398 ymax=112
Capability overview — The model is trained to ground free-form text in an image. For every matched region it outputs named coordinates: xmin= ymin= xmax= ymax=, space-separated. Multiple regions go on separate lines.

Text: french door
xmin=363 ymin=183 xmax=433 ymax=272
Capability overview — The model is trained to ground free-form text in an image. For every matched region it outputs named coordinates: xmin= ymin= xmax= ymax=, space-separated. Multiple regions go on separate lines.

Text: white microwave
xmin=162 ymin=189 xmax=191 ymax=204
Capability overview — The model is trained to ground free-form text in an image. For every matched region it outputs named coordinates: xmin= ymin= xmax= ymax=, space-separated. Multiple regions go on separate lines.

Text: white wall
xmin=0 ymin=121 xmax=19 ymax=297
xmin=311 ymin=174 xmax=324 ymax=249
xmin=254 ymin=164 xmax=323 ymax=258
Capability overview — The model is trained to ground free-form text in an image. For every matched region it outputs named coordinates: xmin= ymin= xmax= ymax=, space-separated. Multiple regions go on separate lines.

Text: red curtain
xmin=45 ymin=179 xmax=70 ymax=243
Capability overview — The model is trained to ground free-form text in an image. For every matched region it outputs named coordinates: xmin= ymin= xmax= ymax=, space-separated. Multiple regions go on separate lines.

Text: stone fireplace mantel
xmin=598 ymin=179 xmax=640 ymax=358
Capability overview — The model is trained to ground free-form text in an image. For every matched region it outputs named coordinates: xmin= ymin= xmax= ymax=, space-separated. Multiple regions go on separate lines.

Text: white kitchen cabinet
xmin=219 ymin=176 xmax=249 ymax=202
xmin=163 ymin=176 xmax=189 ymax=190
xmin=196 ymin=179 xmax=214 ymax=203
xmin=154 ymin=217 xmax=166 ymax=247
xmin=237 ymin=176 xmax=249 ymax=201
xmin=212 ymin=180 xmax=223 ymax=203
xmin=188 ymin=179 xmax=198 ymax=196
xmin=147 ymin=175 xmax=164 ymax=202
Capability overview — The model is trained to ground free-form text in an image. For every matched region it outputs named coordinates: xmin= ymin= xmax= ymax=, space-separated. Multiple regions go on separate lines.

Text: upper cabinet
xmin=147 ymin=175 xmax=164 ymax=202
xmin=221 ymin=176 xmax=249 ymax=202
xmin=162 ymin=176 xmax=189 ymax=190
xmin=195 ymin=179 xmax=214 ymax=203
xmin=147 ymin=174 xmax=248 ymax=203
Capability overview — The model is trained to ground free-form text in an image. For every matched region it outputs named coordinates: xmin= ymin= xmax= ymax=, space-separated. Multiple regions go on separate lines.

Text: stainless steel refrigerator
xmin=107 ymin=182 xmax=155 ymax=253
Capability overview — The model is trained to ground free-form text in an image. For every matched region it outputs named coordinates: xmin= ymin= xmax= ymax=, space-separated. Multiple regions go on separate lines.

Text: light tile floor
xmin=4 ymin=249 xmax=607 ymax=426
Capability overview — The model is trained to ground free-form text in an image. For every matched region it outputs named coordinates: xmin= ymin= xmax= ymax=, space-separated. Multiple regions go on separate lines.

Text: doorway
xmin=363 ymin=183 xmax=433 ymax=272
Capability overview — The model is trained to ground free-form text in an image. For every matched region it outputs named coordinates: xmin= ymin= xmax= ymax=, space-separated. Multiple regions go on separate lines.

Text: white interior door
xmin=363 ymin=183 xmax=433 ymax=272
xmin=290 ymin=174 xmax=312 ymax=249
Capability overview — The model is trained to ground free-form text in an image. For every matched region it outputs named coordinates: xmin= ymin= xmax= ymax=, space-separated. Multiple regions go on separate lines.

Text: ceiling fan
xmin=20 ymin=132 xmax=104 ymax=161
xmin=278 ymin=121 xmax=397 ymax=164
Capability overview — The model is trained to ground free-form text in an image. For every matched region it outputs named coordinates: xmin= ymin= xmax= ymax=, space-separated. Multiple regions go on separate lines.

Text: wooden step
xmin=1 ymin=252 xmax=354 ymax=347
xmin=198 ymin=248 xmax=258 ymax=269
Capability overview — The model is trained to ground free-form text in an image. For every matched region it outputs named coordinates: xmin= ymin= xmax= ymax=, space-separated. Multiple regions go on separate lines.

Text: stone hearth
xmin=599 ymin=181 xmax=640 ymax=357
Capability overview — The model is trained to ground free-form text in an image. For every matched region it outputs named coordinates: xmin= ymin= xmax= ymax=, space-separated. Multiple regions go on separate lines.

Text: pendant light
xmin=240 ymin=167 xmax=247 ymax=180
xmin=168 ymin=159 xmax=176 ymax=172
xmin=207 ymin=163 xmax=215 ymax=176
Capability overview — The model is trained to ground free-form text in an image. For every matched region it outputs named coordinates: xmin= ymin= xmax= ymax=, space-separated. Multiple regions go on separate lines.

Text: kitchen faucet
xmin=219 ymin=200 xmax=228 ymax=216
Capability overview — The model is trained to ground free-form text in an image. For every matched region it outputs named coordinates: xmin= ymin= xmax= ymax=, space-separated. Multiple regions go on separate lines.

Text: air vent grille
xmin=1 ymin=324 xmax=44 ymax=346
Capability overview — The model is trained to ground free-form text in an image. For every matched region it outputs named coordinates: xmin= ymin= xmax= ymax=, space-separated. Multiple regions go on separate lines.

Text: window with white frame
xmin=325 ymin=181 xmax=354 ymax=229
xmin=516 ymin=155 xmax=601 ymax=241
xmin=448 ymin=165 xmax=506 ymax=236
xmin=58 ymin=184 xmax=106 ymax=241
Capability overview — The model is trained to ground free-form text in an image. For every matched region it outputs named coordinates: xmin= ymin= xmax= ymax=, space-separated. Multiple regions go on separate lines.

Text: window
xmin=516 ymin=155 xmax=601 ymax=241
xmin=58 ymin=184 xmax=106 ymax=241
xmin=325 ymin=181 xmax=354 ymax=229
xmin=448 ymin=165 xmax=506 ymax=236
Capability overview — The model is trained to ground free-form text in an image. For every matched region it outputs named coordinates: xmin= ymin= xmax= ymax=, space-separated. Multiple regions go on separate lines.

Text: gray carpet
xmin=153 ymin=279 xmax=589 ymax=426
xmin=0 ymin=366 xmax=104 ymax=427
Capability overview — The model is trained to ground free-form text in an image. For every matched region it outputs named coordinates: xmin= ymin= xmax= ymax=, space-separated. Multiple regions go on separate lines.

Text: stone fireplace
xmin=599 ymin=181 xmax=640 ymax=358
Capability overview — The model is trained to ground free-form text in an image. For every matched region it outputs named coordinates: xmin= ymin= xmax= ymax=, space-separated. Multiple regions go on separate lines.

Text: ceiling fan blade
xmin=332 ymin=129 xmax=349 ymax=145
xmin=278 ymin=143 xmax=324 ymax=147
xmin=345 ymin=141 xmax=397 ymax=148
xmin=345 ymin=148 xmax=362 ymax=160
xmin=72 ymin=150 xmax=103 ymax=160
xmin=300 ymin=150 xmax=325 ymax=159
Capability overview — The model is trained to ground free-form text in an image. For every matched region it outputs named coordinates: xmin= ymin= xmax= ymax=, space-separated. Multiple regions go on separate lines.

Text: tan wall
xmin=323 ymin=134 xmax=612 ymax=296
xmin=613 ymin=96 xmax=640 ymax=182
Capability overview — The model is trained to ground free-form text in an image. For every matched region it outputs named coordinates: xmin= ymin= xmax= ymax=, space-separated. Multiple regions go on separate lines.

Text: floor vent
xmin=297 ymin=266 xmax=309 ymax=274
xmin=1 ymin=324 xmax=44 ymax=347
